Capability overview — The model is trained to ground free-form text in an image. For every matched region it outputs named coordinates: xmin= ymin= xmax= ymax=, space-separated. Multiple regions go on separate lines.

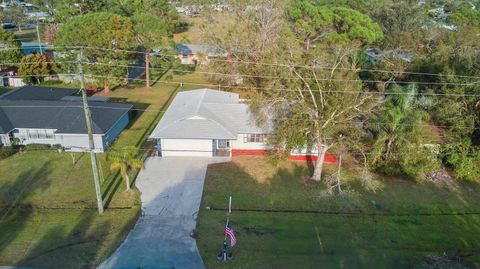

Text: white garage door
xmin=159 ymin=139 xmax=213 ymax=157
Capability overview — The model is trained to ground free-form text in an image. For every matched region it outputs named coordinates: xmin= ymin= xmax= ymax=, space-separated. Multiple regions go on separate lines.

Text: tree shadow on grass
xmin=17 ymin=209 xmax=114 ymax=269
xmin=0 ymin=161 xmax=53 ymax=264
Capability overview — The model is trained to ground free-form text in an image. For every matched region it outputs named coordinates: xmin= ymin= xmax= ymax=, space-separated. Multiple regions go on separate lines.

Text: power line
xmin=2 ymin=72 xmax=479 ymax=97
xmin=2 ymin=45 xmax=480 ymax=81
xmin=62 ymin=45 xmax=480 ymax=80
xmin=81 ymin=61 xmax=480 ymax=86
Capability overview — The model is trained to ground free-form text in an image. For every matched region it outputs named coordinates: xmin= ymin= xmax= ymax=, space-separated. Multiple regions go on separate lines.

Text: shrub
xmin=0 ymin=147 xmax=17 ymax=160
xmin=443 ymin=142 xmax=480 ymax=181
xmin=372 ymin=146 xmax=441 ymax=181
xmin=400 ymin=147 xmax=441 ymax=180
xmin=24 ymin=144 xmax=51 ymax=151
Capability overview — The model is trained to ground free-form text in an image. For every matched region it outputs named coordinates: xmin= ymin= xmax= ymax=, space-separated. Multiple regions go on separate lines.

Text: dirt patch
xmin=231 ymin=156 xmax=279 ymax=184
xmin=242 ymin=226 xmax=275 ymax=236
xmin=425 ymin=168 xmax=459 ymax=189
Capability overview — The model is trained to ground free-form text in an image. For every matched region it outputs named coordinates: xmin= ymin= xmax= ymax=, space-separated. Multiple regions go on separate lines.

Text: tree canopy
xmin=18 ymin=54 xmax=55 ymax=84
xmin=0 ymin=28 xmax=22 ymax=66
xmin=287 ymin=1 xmax=383 ymax=49
xmin=369 ymin=84 xmax=439 ymax=179
xmin=55 ymin=12 xmax=136 ymax=91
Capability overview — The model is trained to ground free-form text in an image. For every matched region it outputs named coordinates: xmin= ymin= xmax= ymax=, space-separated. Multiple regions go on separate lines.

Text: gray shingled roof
xmin=0 ymin=99 xmax=132 ymax=134
xmin=176 ymin=43 xmax=227 ymax=57
xmin=149 ymin=89 xmax=264 ymax=140
xmin=0 ymin=86 xmax=78 ymax=101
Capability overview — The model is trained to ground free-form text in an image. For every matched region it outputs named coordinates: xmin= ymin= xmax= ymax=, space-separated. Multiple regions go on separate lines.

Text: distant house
xmin=0 ymin=67 xmax=25 ymax=87
xmin=365 ymin=48 xmax=413 ymax=64
xmin=149 ymin=89 xmax=336 ymax=162
xmin=21 ymin=42 xmax=48 ymax=55
xmin=0 ymin=86 xmax=132 ymax=152
xmin=176 ymin=43 xmax=227 ymax=65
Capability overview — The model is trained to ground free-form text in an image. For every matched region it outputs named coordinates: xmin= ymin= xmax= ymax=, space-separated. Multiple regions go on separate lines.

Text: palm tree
xmin=108 ymin=147 xmax=144 ymax=191
xmin=369 ymin=84 xmax=428 ymax=168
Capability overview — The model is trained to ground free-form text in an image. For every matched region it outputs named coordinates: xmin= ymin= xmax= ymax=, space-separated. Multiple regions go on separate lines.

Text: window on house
xmin=217 ymin=139 xmax=227 ymax=148
xmin=244 ymin=134 xmax=266 ymax=143
xmin=27 ymin=130 xmax=38 ymax=139
xmin=27 ymin=130 xmax=54 ymax=140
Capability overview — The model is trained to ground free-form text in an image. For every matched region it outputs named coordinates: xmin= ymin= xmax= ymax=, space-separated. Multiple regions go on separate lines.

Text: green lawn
xmin=0 ymin=71 xmax=210 ymax=268
xmin=196 ymin=157 xmax=480 ymax=269
xmin=0 ymin=88 xmax=9 ymax=96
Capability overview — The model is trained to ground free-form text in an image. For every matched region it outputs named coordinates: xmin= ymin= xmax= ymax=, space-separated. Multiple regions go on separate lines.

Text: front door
xmin=212 ymin=139 xmax=230 ymax=157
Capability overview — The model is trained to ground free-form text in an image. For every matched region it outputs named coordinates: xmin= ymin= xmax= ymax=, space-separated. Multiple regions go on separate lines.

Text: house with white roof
xmin=149 ymin=89 xmax=336 ymax=162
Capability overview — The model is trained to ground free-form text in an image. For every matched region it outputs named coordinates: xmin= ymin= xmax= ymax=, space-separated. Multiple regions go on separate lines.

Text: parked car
xmin=1 ymin=23 xmax=16 ymax=30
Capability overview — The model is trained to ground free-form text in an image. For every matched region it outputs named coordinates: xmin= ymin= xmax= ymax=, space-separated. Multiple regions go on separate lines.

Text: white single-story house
xmin=0 ymin=86 xmax=132 ymax=152
xmin=149 ymin=89 xmax=336 ymax=162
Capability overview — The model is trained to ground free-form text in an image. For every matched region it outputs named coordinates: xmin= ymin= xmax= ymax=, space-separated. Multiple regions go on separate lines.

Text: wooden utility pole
xmin=145 ymin=49 xmax=151 ymax=88
xmin=36 ymin=21 xmax=43 ymax=54
xmin=78 ymin=47 xmax=104 ymax=214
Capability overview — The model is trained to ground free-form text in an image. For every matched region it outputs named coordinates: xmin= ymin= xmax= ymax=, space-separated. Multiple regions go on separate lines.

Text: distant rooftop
xmin=0 ymin=86 xmax=77 ymax=101
xmin=176 ymin=43 xmax=227 ymax=57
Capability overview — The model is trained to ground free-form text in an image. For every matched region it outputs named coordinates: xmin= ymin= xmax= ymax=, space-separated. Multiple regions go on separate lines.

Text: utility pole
xmin=145 ymin=49 xmax=150 ymax=88
xmin=36 ymin=21 xmax=43 ymax=54
xmin=78 ymin=47 xmax=104 ymax=214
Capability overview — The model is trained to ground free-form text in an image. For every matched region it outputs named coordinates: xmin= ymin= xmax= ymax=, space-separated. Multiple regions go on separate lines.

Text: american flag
xmin=225 ymin=223 xmax=236 ymax=247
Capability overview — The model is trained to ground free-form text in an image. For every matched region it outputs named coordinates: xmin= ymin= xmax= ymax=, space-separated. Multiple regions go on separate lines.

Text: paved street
xmin=98 ymin=157 xmax=228 ymax=269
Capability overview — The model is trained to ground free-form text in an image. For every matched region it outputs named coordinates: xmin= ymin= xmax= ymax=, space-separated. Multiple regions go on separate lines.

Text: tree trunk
xmin=311 ymin=145 xmax=329 ymax=181
xmin=336 ymin=154 xmax=343 ymax=193
xmin=145 ymin=49 xmax=151 ymax=88
xmin=125 ymin=173 xmax=130 ymax=191
xmin=70 ymin=153 xmax=76 ymax=166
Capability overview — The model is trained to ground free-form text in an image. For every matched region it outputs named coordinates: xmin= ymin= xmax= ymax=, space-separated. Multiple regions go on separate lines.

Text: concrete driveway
xmin=98 ymin=157 xmax=228 ymax=269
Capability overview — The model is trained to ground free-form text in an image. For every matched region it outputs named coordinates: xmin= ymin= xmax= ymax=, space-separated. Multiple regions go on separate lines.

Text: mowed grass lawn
xmin=0 ymin=71 xmax=211 ymax=268
xmin=197 ymin=157 xmax=480 ymax=269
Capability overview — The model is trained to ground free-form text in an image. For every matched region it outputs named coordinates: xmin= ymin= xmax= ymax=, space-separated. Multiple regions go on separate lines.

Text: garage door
xmin=159 ymin=139 xmax=213 ymax=157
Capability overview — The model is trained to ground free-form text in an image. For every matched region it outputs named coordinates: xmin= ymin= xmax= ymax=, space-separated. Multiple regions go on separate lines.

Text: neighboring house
xmin=0 ymin=67 xmax=25 ymax=87
xmin=26 ymin=12 xmax=50 ymax=21
xmin=365 ymin=48 xmax=413 ymax=64
xmin=176 ymin=43 xmax=227 ymax=65
xmin=0 ymin=86 xmax=132 ymax=152
xmin=21 ymin=42 xmax=49 ymax=55
xmin=149 ymin=89 xmax=335 ymax=162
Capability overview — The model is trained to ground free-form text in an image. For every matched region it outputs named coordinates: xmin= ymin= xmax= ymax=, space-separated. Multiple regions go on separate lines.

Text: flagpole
xmin=223 ymin=196 xmax=231 ymax=261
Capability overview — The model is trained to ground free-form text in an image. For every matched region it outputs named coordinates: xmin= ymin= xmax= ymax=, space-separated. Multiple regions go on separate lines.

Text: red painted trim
xmin=289 ymin=154 xmax=336 ymax=163
xmin=231 ymin=149 xmax=336 ymax=163
xmin=232 ymin=149 xmax=267 ymax=156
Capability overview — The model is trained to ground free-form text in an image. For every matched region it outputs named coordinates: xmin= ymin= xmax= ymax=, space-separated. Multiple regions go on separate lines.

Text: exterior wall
xmin=8 ymin=77 xmax=25 ymax=87
xmin=13 ymin=128 xmax=57 ymax=146
xmin=159 ymin=138 xmax=213 ymax=157
xmin=0 ymin=134 xmax=10 ymax=146
xmin=104 ymin=112 xmax=130 ymax=148
xmin=11 ymin=129 xmax=105 ymax=152
xmin=156 ymin=134 xmax=335 ymax=162
xmin=230 ymin=134 xmax=336 ymax=163
xmin=56 ymin=134 xmax=105 ymax=152
xmin=177 ymin=54 xmax=197 ymax=65
xmin=176 ymin=54 xmax=210 ymax=65
xmin=230 ymin=134 xmax=269 ymax=150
